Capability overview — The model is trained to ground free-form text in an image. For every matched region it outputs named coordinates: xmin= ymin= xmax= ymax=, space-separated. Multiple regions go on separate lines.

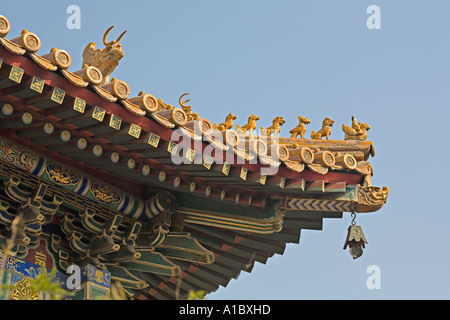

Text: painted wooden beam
xmin=94 ymin=122 xmax=142 ymax=144
xmin=283 ymin=216 xmax=323 ymax=230
xmin=284 ymin=178 xmax=305 ymax=191
xmin=51 ymin=97 xmax=89 ymax=122
xmin=24 ymin=85 xmax=66 ymax=110
xmin=325 ymin=181 xmax=347 ymax=193
xmin=107 ymin=265 xmax=148 ymax=290
xmin=184 ymin=226 xmax=269 ymax=264
xmin=154 ymin=232 xmax=215 ymax=264
xmin=61 ymin=105 xmax=106 ymax=128
xmin=3 ymin=75 xmax=45 ymax=100
xmin=305 ymin=180 xmax=325 ymax=193
xmin=141 ymin=273 xmax=188 ymax=299
xmin=174 ymin=260 xmax=231 ymax=288
xmin=117 ymin=132 xmax=160 ymax=151
xmin=0 ymin=112 xmax=33 ymax=128
xmin=76 ymin=112 xmax=123 ymax=136
xmin=120 ymin=250 xmax=181 ymax=276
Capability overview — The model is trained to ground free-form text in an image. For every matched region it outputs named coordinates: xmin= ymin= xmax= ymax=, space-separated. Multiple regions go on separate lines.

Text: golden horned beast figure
xmin=342 ymin=116 xmax=370 ymax=141
xmin=289 ymin=116 xmax=310 ymax=139
xmin=82 ymin=26 xmax=127 ymax=85
xmin=213 ymin=113 xmax=237 ymax=131
xmin=311 ymin=117 xmax=334 ymax=140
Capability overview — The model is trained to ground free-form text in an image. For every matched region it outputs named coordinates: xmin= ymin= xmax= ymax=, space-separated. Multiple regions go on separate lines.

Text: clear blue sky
xmin=3 ymin=0 xmax=450 ymax=299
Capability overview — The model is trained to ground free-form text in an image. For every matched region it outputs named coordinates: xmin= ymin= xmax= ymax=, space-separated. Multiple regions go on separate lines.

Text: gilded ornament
xmin=178 ymin=93 xmax=200 ymax=121
xmin=52 ymin=48 xmax=71 ymax=69
xmin=213 ymin=113 xmax=237 ymax=131
xmin=236 ymin=114 xmax=260 ymax=138
xmin=299 ymin=147 xmax=314 ymax=164
xmin=0 ymin=139 xmax=37 ymax=171
xmin=277 ymin=145 xmax=290 ymax=161
xmin=30 ymin=77 xmax=45 ymax=93
xmin=72 ymin=66 xmax=103 ymax=85
xmin=170 ymin=108 xmax=188 ymax=126
xmin=335 ymin=153 xmax=357 ymax=170
xmin=9 ymin=65 xmax=24 ymax=83
xmin=316 ymin=150 xmax=335 ymax=167
xmin=260 ymin=116 xmax=285 ymax=137
xmin=283 ymin=160 xmax=305 ymax=173
xmin=50 ymin=87 xmax=65 ymax=104
xmin=113 ymin=80 xmax=129 ymax=99
xmin=289 ymin=116 xmax=310 ymax=139
xmin=29 ymin=53 xmax=58 ymax=71
xmin=0 ymin=15 xmax=10 ymax=37
xmin=90 ymin=184 xmax=121 ymax=204
xmin=127 ymin=91 xmax=159 ymax=113
xmin=157 ymin=99 xmax=174 ymax=110
xmin=100 ymin=78 xmax=130 ymax=99
xmin=40 ymin=48 xmax=72 ymax=70
xmin=0 ymin=34 xmax=26 ymax=55
xmin=85 ymin=264 xmax=111 ymax=287
xmin=82 ymin=26 xmax=127 ymax=84
xmin=201 ymin=119 xmax=212 ymax=134
xmin=356 ymin=186 xmax=389 ymax=212
xmin=342 ymin=116 xmax=371 ymax=141
xmin=8 ymin=277 xmax=42 ymax=300
xmin=10 ymin=29 xmax=41 ymax=53
xmin=311 ymin=117 xmax=334 ymax=140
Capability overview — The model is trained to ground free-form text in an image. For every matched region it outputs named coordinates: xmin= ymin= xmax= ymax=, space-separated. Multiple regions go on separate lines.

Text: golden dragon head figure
xmin=82 ymin=26 xmax=127 ymax=84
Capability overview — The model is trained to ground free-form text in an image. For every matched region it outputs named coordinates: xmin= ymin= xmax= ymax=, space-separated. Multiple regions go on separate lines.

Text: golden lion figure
xmin=289 ymin=116 xmax=310 ymax=139
xmin=260 ymin=116 xmax=285 ymax=137
xmin=311 ymin=117 xmax=334 ymax=140
xmin=342 ymin=116 xmax=370 ymax=141
xmin=213 ymin=113 xmax=237 ymax=131
xmin=236 ymin=114 xmax=260 ymax=137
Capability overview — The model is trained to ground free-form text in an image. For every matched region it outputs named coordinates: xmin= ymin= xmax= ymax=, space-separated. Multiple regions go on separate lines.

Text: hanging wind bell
xmin=343 ymin=212 xmax=368 ymax=259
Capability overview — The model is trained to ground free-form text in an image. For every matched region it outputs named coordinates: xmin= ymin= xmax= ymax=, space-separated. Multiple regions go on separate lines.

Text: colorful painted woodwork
xmin=0 ymin=14 xmax=388 ymax=300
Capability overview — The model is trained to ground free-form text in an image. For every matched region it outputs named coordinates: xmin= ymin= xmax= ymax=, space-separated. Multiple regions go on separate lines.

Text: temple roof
xmin=0 ymin=17 xmax=376 ymax=207
xmin=0 ymin=15 xmax=388 ymax=299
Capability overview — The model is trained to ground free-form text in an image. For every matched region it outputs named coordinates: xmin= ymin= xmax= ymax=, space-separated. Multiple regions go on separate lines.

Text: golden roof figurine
xmin=236 ymin=114 xmax=260 ymax=138
xmin=342 ymin=116 xmax=370 ymax=141
xmin=213 ymin=113 xmax=237 ymax=131
xmin=260 ymin=116 xmax=285 ymax=137
xmin=82 ymin=26 xmax=127 ymax=85
xmin=311 ymin=117 xmax=334 ymax=140
xmin=289 ymin=116 xmax=310 ymax=139
xmin=178 ymin=93 xmax=200 ymax=121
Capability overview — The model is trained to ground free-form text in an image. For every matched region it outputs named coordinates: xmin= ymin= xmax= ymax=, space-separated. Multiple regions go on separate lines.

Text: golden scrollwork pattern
xmin=46 ymin=163 xmax=79 ymax=186
xmin=8 ymin=277 xmax=42 ymax=300
xmin=89 ymin=184 xmax=121 ymax=205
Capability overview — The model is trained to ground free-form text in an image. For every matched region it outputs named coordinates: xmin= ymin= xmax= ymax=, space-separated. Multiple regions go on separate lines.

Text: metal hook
xmin=351 ymin=212 xmax=356 ymax=225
